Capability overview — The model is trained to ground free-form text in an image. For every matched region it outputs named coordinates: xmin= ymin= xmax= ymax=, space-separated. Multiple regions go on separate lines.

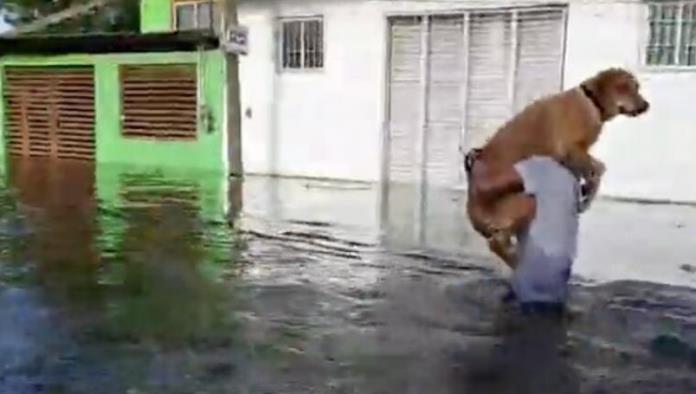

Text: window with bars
xmin=173 ymin=0 xmax=221 ymax=34
xmin=280 ymin=18 xmax=324 ymax=70
xmin=646 ymin=0 xmax=696 ymax=66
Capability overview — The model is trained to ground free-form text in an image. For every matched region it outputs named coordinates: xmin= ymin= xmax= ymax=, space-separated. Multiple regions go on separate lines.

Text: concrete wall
xmin=0 ymin=51 xmax=227 ymax=172
xmin=565 ymin=2 xmax=696 ymax=203
xmin=237 ymin=0 xmax=571 ymax=182
xmin=238 ymin=0 xmax=386 ymax=181
xmin=239 ymin=0 xmax=696 ymax=201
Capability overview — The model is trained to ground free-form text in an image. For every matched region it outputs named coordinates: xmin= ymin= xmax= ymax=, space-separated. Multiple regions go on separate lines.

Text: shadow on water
xmin=0 ymin=157 xmax=695 ymax=393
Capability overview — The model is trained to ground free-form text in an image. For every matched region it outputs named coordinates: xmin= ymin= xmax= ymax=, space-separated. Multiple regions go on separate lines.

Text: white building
xmin=238 ymin=0 xmax=696 ymax=203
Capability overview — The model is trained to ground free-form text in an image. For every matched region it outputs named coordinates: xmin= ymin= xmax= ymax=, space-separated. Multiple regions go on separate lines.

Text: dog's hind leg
xmin=488 ymin=231 xmax=517 ymax=269
xmin=484 ymin=194 xmax=537 ymax=269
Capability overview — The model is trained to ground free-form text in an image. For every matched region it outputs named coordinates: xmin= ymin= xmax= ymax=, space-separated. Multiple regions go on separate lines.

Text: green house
xmin=0 ymin=0 xmax=240 ymax=174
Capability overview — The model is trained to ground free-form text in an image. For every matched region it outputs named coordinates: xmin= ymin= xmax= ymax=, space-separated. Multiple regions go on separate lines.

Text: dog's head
xmin=582 ymin=68 xmax=650 ymax=120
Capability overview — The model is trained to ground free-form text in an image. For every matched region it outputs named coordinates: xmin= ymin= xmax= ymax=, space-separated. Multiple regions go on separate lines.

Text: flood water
xmin=1 ymin=157 xmax=695 ymax=393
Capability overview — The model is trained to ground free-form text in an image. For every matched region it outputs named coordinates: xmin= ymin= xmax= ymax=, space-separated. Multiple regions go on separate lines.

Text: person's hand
xmin=579 ymin=172 xmax=602 ymax=213
xmin=592 ymin=160 xmax=606 ymax=178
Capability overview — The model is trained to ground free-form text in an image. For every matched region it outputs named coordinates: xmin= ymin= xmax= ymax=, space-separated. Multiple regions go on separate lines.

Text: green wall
xmin=0 ymin=50 xmax=227 ymax=173
xmin=140 ymin=0 xmax=173 ymax=33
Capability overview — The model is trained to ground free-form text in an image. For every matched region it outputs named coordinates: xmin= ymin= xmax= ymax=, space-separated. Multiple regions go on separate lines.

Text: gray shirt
xmin=510 ymin=156 xmax=583 ymax=304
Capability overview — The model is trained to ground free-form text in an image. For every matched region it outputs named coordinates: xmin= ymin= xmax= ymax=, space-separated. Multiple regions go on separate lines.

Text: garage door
xmin=426 ymin=15 xmax=466 ymax=188
xmin=513 ymin=8 xmax=566 ymax=113
xmin=386 ymin=7 xmax=566 ymax=189
xmin=464 ymin=11 xmax=513 ymax=150
xmin=383 ymin=6 xmax=566 ymax=250
xmin=4 ymin=66 xmax=96 ymax=161
xmin=386 ymin=16 xmax=423 ymax=185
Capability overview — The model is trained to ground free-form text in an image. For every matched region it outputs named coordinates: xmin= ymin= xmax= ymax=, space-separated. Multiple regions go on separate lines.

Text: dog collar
xmin=580 ymin=84 xmax=605 ymax=120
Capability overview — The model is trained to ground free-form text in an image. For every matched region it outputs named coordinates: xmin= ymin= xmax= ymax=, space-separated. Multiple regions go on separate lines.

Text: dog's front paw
xmin=590 ymin=159 xmax=606 ymax=178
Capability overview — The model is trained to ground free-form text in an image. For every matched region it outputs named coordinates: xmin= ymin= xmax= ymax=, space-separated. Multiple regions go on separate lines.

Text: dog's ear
xmin=587 ymin=68 xmax=619 ymax=96
xmin=583 ymin=68 xmax=624 ymax=119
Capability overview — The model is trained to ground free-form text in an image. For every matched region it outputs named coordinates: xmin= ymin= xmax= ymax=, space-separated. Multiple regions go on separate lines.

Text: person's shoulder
xmin=525 ymin=155 xmax=561 ymax=167
xmin=517 ymin=156 xmax=563 ymax=174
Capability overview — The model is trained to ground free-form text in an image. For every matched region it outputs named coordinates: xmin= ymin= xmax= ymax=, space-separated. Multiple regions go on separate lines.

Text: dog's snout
xmin=635 ymin=99 xmax=650 ymax=115
xmin=641 ymin=100 xmax=650 ymax=113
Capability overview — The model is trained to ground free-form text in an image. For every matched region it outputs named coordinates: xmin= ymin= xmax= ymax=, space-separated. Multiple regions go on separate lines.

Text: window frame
xmin=119 ymin=63 xmax=200 ymax=141
xmin=278 ymin=16 xmax=325 ymax=72
xmin=172 ymin=0 xmax=221 ymax=33
xmin=643 ymin=0 xmax=696 ymax=70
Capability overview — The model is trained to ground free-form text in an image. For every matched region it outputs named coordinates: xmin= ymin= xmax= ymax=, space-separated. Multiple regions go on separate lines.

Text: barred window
xmin=173 ymin=0 xmax=221 ymax=34
xmin=646 ymin=0 xmax=696 ymax=66
xmin=280 ymin=18 xmax=324 ymax=70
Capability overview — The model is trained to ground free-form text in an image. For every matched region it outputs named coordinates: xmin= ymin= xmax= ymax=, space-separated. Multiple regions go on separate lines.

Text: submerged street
xmin=0 ymin=158 xmax=695 ymax=393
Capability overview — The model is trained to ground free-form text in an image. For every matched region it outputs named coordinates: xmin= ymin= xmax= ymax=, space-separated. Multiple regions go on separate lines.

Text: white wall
xmin=240 ymin=0 xmax=696 ymax=201
xmin=565 ymin=2 xmax=696 ymax=203
xmin=238 ymin=0 xmax=558 ymax=183
xmin=238 ymin=0 xmax=387 ymax=182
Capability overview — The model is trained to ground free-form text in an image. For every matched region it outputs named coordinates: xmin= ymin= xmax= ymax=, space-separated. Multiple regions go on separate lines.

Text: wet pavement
xmin=1 ymin=157 xmax=696 ymax=393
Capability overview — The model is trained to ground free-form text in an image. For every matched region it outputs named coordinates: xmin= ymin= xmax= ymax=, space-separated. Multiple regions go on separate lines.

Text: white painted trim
xmin=559 ymin=5 xmax=569 ymax=89
xmin=414 ymin=16 xmax=431 ymax=246
xmin=459 ymin=12 xmax=470 ymax=186
xmin=675 ymin=3 xmax=685 ymax=65
xmin=381 ymin=3 xmax=568 ymax=18
xmin=417 ymin=16 xmax=431 ymax=188
xmin=508 ymin=10 xmax=519 ymax=111
xmin=380 ymin=17 xmax=393 ymax=185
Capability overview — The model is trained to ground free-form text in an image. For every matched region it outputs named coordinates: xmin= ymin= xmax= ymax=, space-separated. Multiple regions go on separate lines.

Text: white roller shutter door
xmin=381 ymin=7 xmax=567 ymax=251
xmin=464 ymin=11 xmax=513 ymax=150
xmin=383 ymin=16 xmax=424 ymax=248
xmin=425 ymin=15 xmax=466 ymax=188
xmin=386 ymin=16 xmax=423 ymax=184
xmin=513 ymin=8 xmax=566 ymax=113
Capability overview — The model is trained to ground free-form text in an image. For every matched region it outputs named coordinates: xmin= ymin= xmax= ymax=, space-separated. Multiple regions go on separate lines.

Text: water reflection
xmin=1 ymin=157 xmax=245 ymax=392
xmin=0 ymin=157 xmax=695 ymax=393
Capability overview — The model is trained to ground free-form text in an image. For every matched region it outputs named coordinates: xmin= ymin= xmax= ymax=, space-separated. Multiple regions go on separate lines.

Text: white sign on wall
xmin=223 ymin=25 xmax=249 ymax=56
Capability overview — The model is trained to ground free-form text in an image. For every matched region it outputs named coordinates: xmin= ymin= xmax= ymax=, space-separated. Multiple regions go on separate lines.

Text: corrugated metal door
xmin=464 ymin=11 xmax=513 ymax=150
xmin=4 ymin=66 xmax=95 ymax=161
xmin=513 ymin=8 xmax=566 ymax=112
xmin=422 ymin=15 xmax=469 ymax=250
xmin=425 ymin=15 xmax=465 ymax=188
xmin=386 ymin=16 xmax=423 ymax=184
xmin=384 ymin=16 xmax=424 ymax=247
xmin=382 ymin=8 xmax=567 ymax=252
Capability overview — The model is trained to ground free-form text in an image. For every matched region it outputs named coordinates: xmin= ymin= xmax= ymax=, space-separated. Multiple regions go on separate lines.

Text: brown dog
xmin=465 ymin=68 xmax=650 ymax=265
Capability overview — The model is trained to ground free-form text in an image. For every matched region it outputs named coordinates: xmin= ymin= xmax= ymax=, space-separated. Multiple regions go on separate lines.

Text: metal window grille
xmin=281 ymin=18 xmax=324 ymax=70
xmin=646 ymin=0 xmax=696 ymax=66
xmin=173 ymin=1 xmax=220 ymax=34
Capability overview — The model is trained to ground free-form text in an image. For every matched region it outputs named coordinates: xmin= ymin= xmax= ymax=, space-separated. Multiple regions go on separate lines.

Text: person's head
xmin=581 ymin=68 xmax=650 ymax=121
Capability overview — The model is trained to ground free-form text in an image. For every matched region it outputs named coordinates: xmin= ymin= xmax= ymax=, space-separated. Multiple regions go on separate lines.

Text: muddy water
xmin=0 ymin=158 xmax=695 ymax=394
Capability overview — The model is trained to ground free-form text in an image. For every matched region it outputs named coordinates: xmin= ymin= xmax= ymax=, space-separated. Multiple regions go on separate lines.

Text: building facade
xmin=238 ymin=0 xmax=696 ymax=203
xmin=0 ymin=0 xmax=235 ymax=173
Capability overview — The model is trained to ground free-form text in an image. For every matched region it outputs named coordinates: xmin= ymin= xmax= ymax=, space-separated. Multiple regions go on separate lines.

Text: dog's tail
xmin=464 ymin=148 xmax=483 ymax=176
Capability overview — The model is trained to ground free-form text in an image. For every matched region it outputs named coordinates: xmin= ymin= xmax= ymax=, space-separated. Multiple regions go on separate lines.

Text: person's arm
xmin=578 ymin=173 xmax=602 ymax=213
